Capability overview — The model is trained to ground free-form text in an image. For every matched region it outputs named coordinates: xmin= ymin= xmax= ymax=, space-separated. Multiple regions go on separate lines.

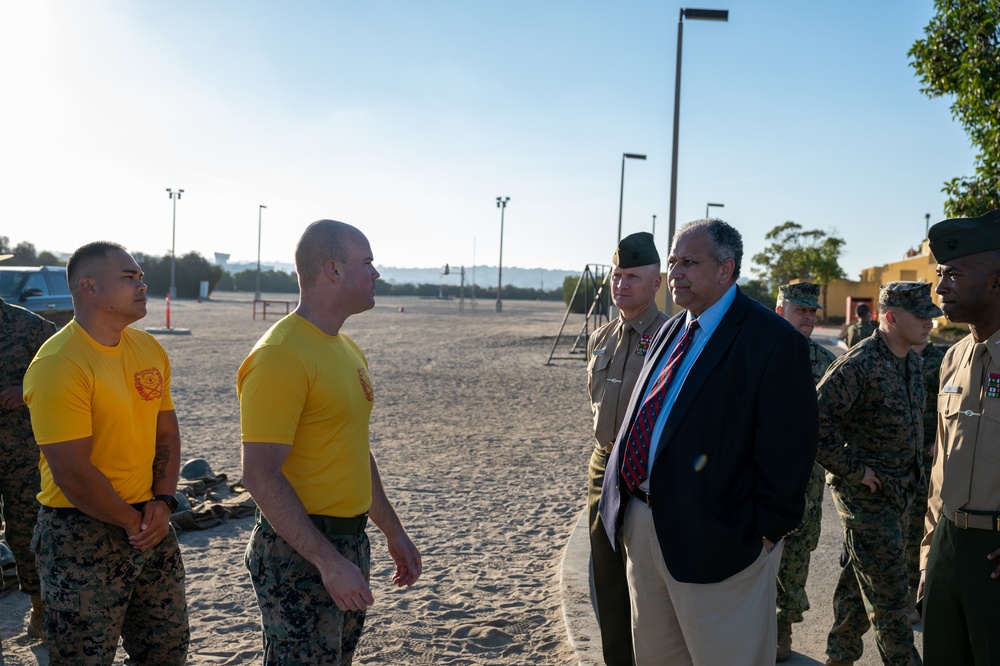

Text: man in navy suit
xmin=599 ymin=219 xmax=818 ymax=665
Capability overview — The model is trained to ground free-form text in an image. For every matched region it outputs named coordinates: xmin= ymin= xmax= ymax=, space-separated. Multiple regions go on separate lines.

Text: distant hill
xmin=375 ymin=265 xmax=580 ymax=290
xmin=216 ymin=260 xmax=582 ymax=290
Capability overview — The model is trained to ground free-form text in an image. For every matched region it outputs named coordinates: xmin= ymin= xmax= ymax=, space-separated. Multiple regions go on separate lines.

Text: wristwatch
xmin=152 ymin=493 xmax=180 ymax=513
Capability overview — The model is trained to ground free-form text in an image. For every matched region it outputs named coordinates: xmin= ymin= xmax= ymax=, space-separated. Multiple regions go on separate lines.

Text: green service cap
xmin=878 ymin=281 xmax=943 ymax=319
xmin=928 ymin=209 xmax=1000 ymax=263
xmin=613 ymin=232 xmax=660 ymax=268
xmin=778 ymin=282 xmax=823 ymax=309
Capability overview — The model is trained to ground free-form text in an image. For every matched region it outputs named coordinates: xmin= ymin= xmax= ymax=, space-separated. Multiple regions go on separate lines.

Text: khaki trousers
xmin=621 ymin=499 xmax=781 ymax=666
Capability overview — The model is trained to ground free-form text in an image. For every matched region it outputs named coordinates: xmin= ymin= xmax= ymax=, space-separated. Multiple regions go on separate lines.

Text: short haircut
xmin=66 ymin=241 xmax=128 ymax=285
xmin=675 ymin=218 xmax=744 ymax=280
xmin=856 ymin=303 xmax=871 ymax=318
xmin=294 ymin=220 xmax=357 ymax=289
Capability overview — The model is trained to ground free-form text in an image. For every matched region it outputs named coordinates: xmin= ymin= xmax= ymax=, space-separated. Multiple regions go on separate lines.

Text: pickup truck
xmin=0 ymin=266 xmax=74 ymax=327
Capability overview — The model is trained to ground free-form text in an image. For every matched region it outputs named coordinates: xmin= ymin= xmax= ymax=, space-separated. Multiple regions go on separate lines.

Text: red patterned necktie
xmin=621 ymin=319 xmax=700 ymax=492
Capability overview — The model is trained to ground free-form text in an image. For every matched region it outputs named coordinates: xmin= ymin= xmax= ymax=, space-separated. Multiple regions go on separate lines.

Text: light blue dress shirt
xmin=640 ymin=284 xmax=738 ymax=488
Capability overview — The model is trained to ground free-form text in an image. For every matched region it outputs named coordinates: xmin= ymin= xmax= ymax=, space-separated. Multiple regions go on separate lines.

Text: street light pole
xmin=166 ymin=188 xmax=184 ymax=299
xmin=617 ymin=153 xmax=647 ymax=243
xmin=652 ymin=214 xmax=657 ymax=236
xmin=706 ymin=202 xmax=724 ymax=219
xmin=496 ymin=196 xmax=510 ymax=313
xmin=256 ymin=204 xmax=267 ymax=300
xmin=925 ymin=212 xmax=931 ymax=240
xmin=667 ymin=8 xmax=728 ymax=254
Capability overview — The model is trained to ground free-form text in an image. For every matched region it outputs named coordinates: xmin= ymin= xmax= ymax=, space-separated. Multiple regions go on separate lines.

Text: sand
xmin=1 ymin=293 xmax=593 ymax=665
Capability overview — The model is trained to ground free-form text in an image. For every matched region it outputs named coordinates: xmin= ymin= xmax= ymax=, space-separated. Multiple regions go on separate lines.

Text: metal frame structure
xmin=545 ymin=264 xmax=613 ymax=364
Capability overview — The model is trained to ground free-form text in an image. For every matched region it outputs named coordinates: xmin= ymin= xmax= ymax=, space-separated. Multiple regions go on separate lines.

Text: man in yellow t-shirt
xmin=23 ymin=241 xmax=188 ymax=664
xmin=240 ymin=220 xmax=422 ymax=665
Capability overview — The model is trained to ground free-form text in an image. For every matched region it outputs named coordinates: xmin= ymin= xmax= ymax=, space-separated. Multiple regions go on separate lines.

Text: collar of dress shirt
xmin=620 ymin=301 xmax=663 ymax=336
xmin=682 ymin=283 xmax=737 ymax=338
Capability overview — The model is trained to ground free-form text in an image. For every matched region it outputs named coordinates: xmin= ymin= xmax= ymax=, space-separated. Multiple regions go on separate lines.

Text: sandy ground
xmin=1 ymin=293 xmax=593 ymax=665
xmin=0 ymin=300 xmax=928 ymax=665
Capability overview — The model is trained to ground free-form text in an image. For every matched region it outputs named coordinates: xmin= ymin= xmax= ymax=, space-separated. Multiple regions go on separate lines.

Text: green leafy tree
xmin=751 ymin=222 xmax=847 ymax=313
xmin=139 ymin=252 xmax=224 ymax=298
xmin=910 ymin=1 xmax=1000 ymax=216
xmin=9 ymin=242 xmax=38 ymax=265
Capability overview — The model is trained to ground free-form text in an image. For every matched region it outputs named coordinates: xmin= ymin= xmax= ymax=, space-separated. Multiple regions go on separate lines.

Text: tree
xmin=909 ymin=1 xmax=1000 ymax=216
xmin=751 ymin=222 xmax=847 ymax=313
xmin=10 ymin=242 xmax=38 ymax=265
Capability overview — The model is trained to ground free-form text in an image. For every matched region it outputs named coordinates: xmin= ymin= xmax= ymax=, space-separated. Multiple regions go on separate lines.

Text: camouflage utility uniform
xmin=776 ymin=337 xmax=837 ymax=625
xmin=905 ymin=344 xmax=944 ymax=589
xmin=845 ymin=319 xmax=878 ymax=349
xmin=816 ymin=331 xmax=923 ymax=666
xmin=0 ymin=298 xmax=55 ymax=597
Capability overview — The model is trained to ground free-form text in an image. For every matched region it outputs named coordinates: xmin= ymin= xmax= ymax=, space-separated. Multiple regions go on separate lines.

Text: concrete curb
xmin=559 ymin=508 xmax=604 ymax=665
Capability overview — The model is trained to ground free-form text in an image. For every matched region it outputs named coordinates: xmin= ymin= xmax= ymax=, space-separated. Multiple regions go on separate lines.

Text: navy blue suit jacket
xmin=599 ymin=288 xmax=819 ymax=584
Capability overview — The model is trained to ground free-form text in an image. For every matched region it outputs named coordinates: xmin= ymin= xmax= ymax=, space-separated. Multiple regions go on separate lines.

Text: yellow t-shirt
xmin=237 ymin=314 xmax=373 ymax=517
xmin=23 ymin=321 xmax=175 ymax=507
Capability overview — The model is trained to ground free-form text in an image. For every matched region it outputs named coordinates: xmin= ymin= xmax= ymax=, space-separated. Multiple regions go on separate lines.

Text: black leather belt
xmin=631 ymin=487 xmax=652 ymax=508
xmin=257 ymin=509 xmax=368 ymax=536
xmin=40 ymin=502 xmax=147 ymax=518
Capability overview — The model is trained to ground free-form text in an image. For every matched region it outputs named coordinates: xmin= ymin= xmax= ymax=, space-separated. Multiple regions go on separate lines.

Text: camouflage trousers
xmin=776 ymin=462 xmax=824 ymax=624
xmin=246 ymin=514 xmax=371 ymax=666
xmin=32 ymin=508 xmax=189 ymax=665
xmin=827 ymin=486 xmax=921 ymax=666
xmin=903 ymin=454 xmax=931 ymax=590
xmin=0 ymin=433 xmax=41 ymax=595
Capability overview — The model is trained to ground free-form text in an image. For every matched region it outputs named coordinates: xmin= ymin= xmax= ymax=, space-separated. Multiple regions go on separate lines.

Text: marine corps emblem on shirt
xmin=133 ymin=368 xmax=164 ymax=401
xmin=357 ymin=367 xmax=374 ymax=402
xmin=635 ymin=334 xmax=653 ymax=357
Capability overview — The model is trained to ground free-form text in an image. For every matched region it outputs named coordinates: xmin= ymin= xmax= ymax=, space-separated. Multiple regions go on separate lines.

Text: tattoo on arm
xmin=152 ymin=443 xmax=170 ymax=482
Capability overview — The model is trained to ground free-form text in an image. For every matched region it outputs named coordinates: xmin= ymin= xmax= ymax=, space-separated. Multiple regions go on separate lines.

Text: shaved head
xmin=294 ymin=220 xmax=361 ymax=289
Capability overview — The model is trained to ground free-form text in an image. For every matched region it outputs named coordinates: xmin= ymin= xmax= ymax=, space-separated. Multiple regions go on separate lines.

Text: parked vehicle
xmin=0 ymin=266 xmax=74 ymax=326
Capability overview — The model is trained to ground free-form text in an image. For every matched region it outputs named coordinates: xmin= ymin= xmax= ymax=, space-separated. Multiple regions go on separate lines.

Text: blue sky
xmin=0 ymin=1 xmax=974 ymax=281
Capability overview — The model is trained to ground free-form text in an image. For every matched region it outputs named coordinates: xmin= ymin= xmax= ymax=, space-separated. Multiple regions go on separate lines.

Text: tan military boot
xmin=27 ymin=593 xmax=44 ymax=640
xmin=776 ymin=620 xmax=792 ymax=662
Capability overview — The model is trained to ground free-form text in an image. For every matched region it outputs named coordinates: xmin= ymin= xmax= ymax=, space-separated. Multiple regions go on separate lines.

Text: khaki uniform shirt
xmin=587 ymin=301 xmax=668 ymax=451
xmin=921 ymin=329 xmax=1000 ymax=569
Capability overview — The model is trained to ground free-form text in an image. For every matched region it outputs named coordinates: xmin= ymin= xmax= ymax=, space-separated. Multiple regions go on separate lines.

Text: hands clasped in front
xmin=127 ymin=500 xmax=172 ymax=551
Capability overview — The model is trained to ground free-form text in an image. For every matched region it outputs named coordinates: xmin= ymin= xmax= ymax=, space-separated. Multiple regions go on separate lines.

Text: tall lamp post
xmin=652 ymin=214 xmax=657 ymax=235
xmin=166 ymin=188 xmax=184 ymax=299
xmin=706 ymin=202 xmax=724 ymax=219
xmin=667 ymin=7 xmax=728 ymax=255
xmin=617 ymin=153 xmax=647 ymax=243
xmin=496 ymin=196 xmax=510 ymax=313
xmin=924 ymin=213 xmax=931 ymax=240
xmin=255 ymin=204 xmax=267 ymax=300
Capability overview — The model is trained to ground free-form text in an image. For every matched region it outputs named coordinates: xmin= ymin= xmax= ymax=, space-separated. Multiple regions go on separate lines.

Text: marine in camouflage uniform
xmin=845 ymin=303 xmax=878 ymax=348
xmin=772 ymin=283 xmax=837 ymax=660
xmin=816 ymin=282 xmax=941 ymax=666
xmin=904 ymin=344 xmax=943 ymax=598
xmin=0 ymin=296 xmax=55 ymax=638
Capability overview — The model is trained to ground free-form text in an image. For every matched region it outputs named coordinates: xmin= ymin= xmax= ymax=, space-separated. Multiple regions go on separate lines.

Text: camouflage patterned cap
xmin=777 ymin=282 xmax=823 ymax=309
xmin=613 ymin=231 xmax=660 ymax=268
xmin=928 ymin=209 xmax=1000 ymax=263
xmin=878 ymin=281 xmax=943 ymax=319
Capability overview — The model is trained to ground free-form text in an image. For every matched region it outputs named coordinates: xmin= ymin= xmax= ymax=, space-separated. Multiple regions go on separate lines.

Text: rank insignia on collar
xmin=635 ymin=334 xmax=653 ymax=356
xmin=987 ymin=374 xmax=1000 ymax=399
